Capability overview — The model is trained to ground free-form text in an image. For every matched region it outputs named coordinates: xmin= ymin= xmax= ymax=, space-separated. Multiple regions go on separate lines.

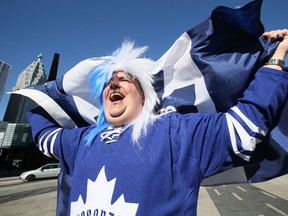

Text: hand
xmin=263 ymin=29 xmax=288 ymax=70
xmin=262 ymin=29 xmax=288 ymax=59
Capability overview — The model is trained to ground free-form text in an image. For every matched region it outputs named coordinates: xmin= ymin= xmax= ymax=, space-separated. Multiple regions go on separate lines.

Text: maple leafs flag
xmin=13 ymin=0 xmax=287 ymax=186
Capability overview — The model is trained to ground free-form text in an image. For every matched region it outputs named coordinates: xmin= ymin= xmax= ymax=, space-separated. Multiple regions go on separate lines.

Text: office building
xmin=0 ymin=55 xmax=54 ymax=172
xmin=0 ymin=60 xmax=12 ymax=103
xmin=3 ymin=54 xmax=46 ymax=123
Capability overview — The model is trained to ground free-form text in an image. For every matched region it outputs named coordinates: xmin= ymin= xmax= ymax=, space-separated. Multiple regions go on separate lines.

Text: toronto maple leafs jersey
xmin=26 ymin=68 xmax=288 ymax=216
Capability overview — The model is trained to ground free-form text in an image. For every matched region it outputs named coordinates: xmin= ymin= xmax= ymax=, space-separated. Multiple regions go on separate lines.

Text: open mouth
xmin=110 ymin=92 xmax=125 ymax=102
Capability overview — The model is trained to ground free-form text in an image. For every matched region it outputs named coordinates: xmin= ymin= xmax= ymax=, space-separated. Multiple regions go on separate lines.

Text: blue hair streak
xmin=85 ymin=62 xmax=113 ymax=146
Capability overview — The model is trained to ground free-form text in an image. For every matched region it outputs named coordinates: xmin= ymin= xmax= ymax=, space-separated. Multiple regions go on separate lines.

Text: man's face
xmin=103 ymin=71 xmax=144 ymax=127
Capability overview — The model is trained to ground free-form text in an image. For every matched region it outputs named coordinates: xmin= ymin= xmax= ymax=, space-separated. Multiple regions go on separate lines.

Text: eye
xmin=105 ymin=81 xmax=111 ymax=87
xmin=121 ymin=79 xmax=131 ymax=83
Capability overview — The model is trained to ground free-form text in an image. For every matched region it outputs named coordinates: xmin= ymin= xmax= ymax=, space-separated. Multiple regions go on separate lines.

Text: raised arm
xmin=226 ymin=29 xmax=288 ymax=161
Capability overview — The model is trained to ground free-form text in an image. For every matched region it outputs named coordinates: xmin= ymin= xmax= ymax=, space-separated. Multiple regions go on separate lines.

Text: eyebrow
xmin=109 ymin=72 xmax=134 ymax=81
xmin=106 ymin=72 xmax=143 ymax=91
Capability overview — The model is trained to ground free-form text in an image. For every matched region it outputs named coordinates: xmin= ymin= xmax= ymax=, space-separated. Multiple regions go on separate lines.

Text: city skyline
xmin=0 ymin=53 xmax=51 ymax=172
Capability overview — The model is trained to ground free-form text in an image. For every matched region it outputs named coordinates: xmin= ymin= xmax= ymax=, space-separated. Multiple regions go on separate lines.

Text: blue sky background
xmin=0 ymin=0 xmax=287 ymax=120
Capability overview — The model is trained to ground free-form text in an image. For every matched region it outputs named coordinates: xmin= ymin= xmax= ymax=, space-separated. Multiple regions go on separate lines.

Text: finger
xmin=262 ymin=30 xmax=277 ymax=41
xmin=263 ymin=29 xmax=288 ymax=41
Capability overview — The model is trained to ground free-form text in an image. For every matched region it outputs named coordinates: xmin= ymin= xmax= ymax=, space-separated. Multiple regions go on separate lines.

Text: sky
xmin=1 ymin=0 xmax=288 ymax=120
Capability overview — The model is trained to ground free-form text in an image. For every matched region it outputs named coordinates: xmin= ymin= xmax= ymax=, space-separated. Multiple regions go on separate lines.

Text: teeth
xmin=111 ymin=93 xmax=121 ymax=97
xmin=110 ymin=92 xmax=120 ymax=99
xmin=110 ymin=92 xmax=124 ymax=101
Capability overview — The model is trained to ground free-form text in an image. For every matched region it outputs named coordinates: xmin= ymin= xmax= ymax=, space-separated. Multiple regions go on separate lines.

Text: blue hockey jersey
xmin=26 ymin=67 xmax=288 ymax=215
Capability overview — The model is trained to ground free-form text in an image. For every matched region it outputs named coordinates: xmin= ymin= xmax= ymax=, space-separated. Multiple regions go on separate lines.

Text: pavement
xmin=0 ymin=175 xmax=20 ymax=182
xmin=198 ymin=174 xmax=288 ymax=215
xmin=0 ymin=177 xmax=58 ymax=216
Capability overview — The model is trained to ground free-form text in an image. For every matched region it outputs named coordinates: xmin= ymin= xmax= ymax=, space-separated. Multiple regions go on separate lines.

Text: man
xmin=26 ymin=29 xmax=288 ymax=215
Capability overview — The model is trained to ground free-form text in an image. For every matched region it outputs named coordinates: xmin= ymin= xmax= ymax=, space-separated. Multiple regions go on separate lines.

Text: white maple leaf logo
xmin=70 ymin=166 xmax=139 ymax=216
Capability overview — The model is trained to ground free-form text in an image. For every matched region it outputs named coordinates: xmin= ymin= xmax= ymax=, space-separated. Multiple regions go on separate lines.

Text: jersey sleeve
xmin=172 ymin=67 xmax=288 ymax=179
xmin=26 ymin=106 xmax=88 ymax=173
xmin=225 ymin=67 xmax=288 ymax=161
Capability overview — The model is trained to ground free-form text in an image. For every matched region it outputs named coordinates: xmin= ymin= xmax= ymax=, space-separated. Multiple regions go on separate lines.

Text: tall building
xmin=0 ymin=60 xmax=12 ymax=103
xmin=12 ymin=54 xmax=46 ymax=91
xmin=3 ymin=54 xmax=46 ymax=123
xmin=0 ymin=55 xmax=55 ymax=173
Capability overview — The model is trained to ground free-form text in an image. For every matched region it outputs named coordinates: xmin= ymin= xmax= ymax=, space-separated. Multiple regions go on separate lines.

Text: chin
xmin=107 ymin=117 xmax=127 ymax=127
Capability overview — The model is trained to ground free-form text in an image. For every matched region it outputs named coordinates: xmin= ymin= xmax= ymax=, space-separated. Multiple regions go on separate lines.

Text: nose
xmin=109 ymin=80 xmax=120 ymax=89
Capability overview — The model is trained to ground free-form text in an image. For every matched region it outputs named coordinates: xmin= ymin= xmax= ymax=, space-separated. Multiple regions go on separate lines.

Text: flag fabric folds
xmin=12 ymin=0 xmax=287 ymax=187
xmin=152 ymin=0 xmax=287 ymax=185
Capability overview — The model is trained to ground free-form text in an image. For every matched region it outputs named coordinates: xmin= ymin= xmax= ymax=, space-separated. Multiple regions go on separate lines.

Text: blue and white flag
xmin=12 ymin=0 xmax=287 ymax=187
xmin=152 ymin=0 xmax=287 ymax=185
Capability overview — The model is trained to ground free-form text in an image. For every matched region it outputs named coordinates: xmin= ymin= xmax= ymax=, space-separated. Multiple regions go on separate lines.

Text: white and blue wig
xmin=86 ymin=41 xmax=159 ymax=145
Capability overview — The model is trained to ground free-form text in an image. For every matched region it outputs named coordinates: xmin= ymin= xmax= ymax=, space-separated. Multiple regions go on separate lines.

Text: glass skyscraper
xmin=0 ymin=60 xmax=12 ymax=103
xmin=0 ymin=55 xmax=54 ymax=172
xmin=3 ymin=54 xmax=46 ymax=123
